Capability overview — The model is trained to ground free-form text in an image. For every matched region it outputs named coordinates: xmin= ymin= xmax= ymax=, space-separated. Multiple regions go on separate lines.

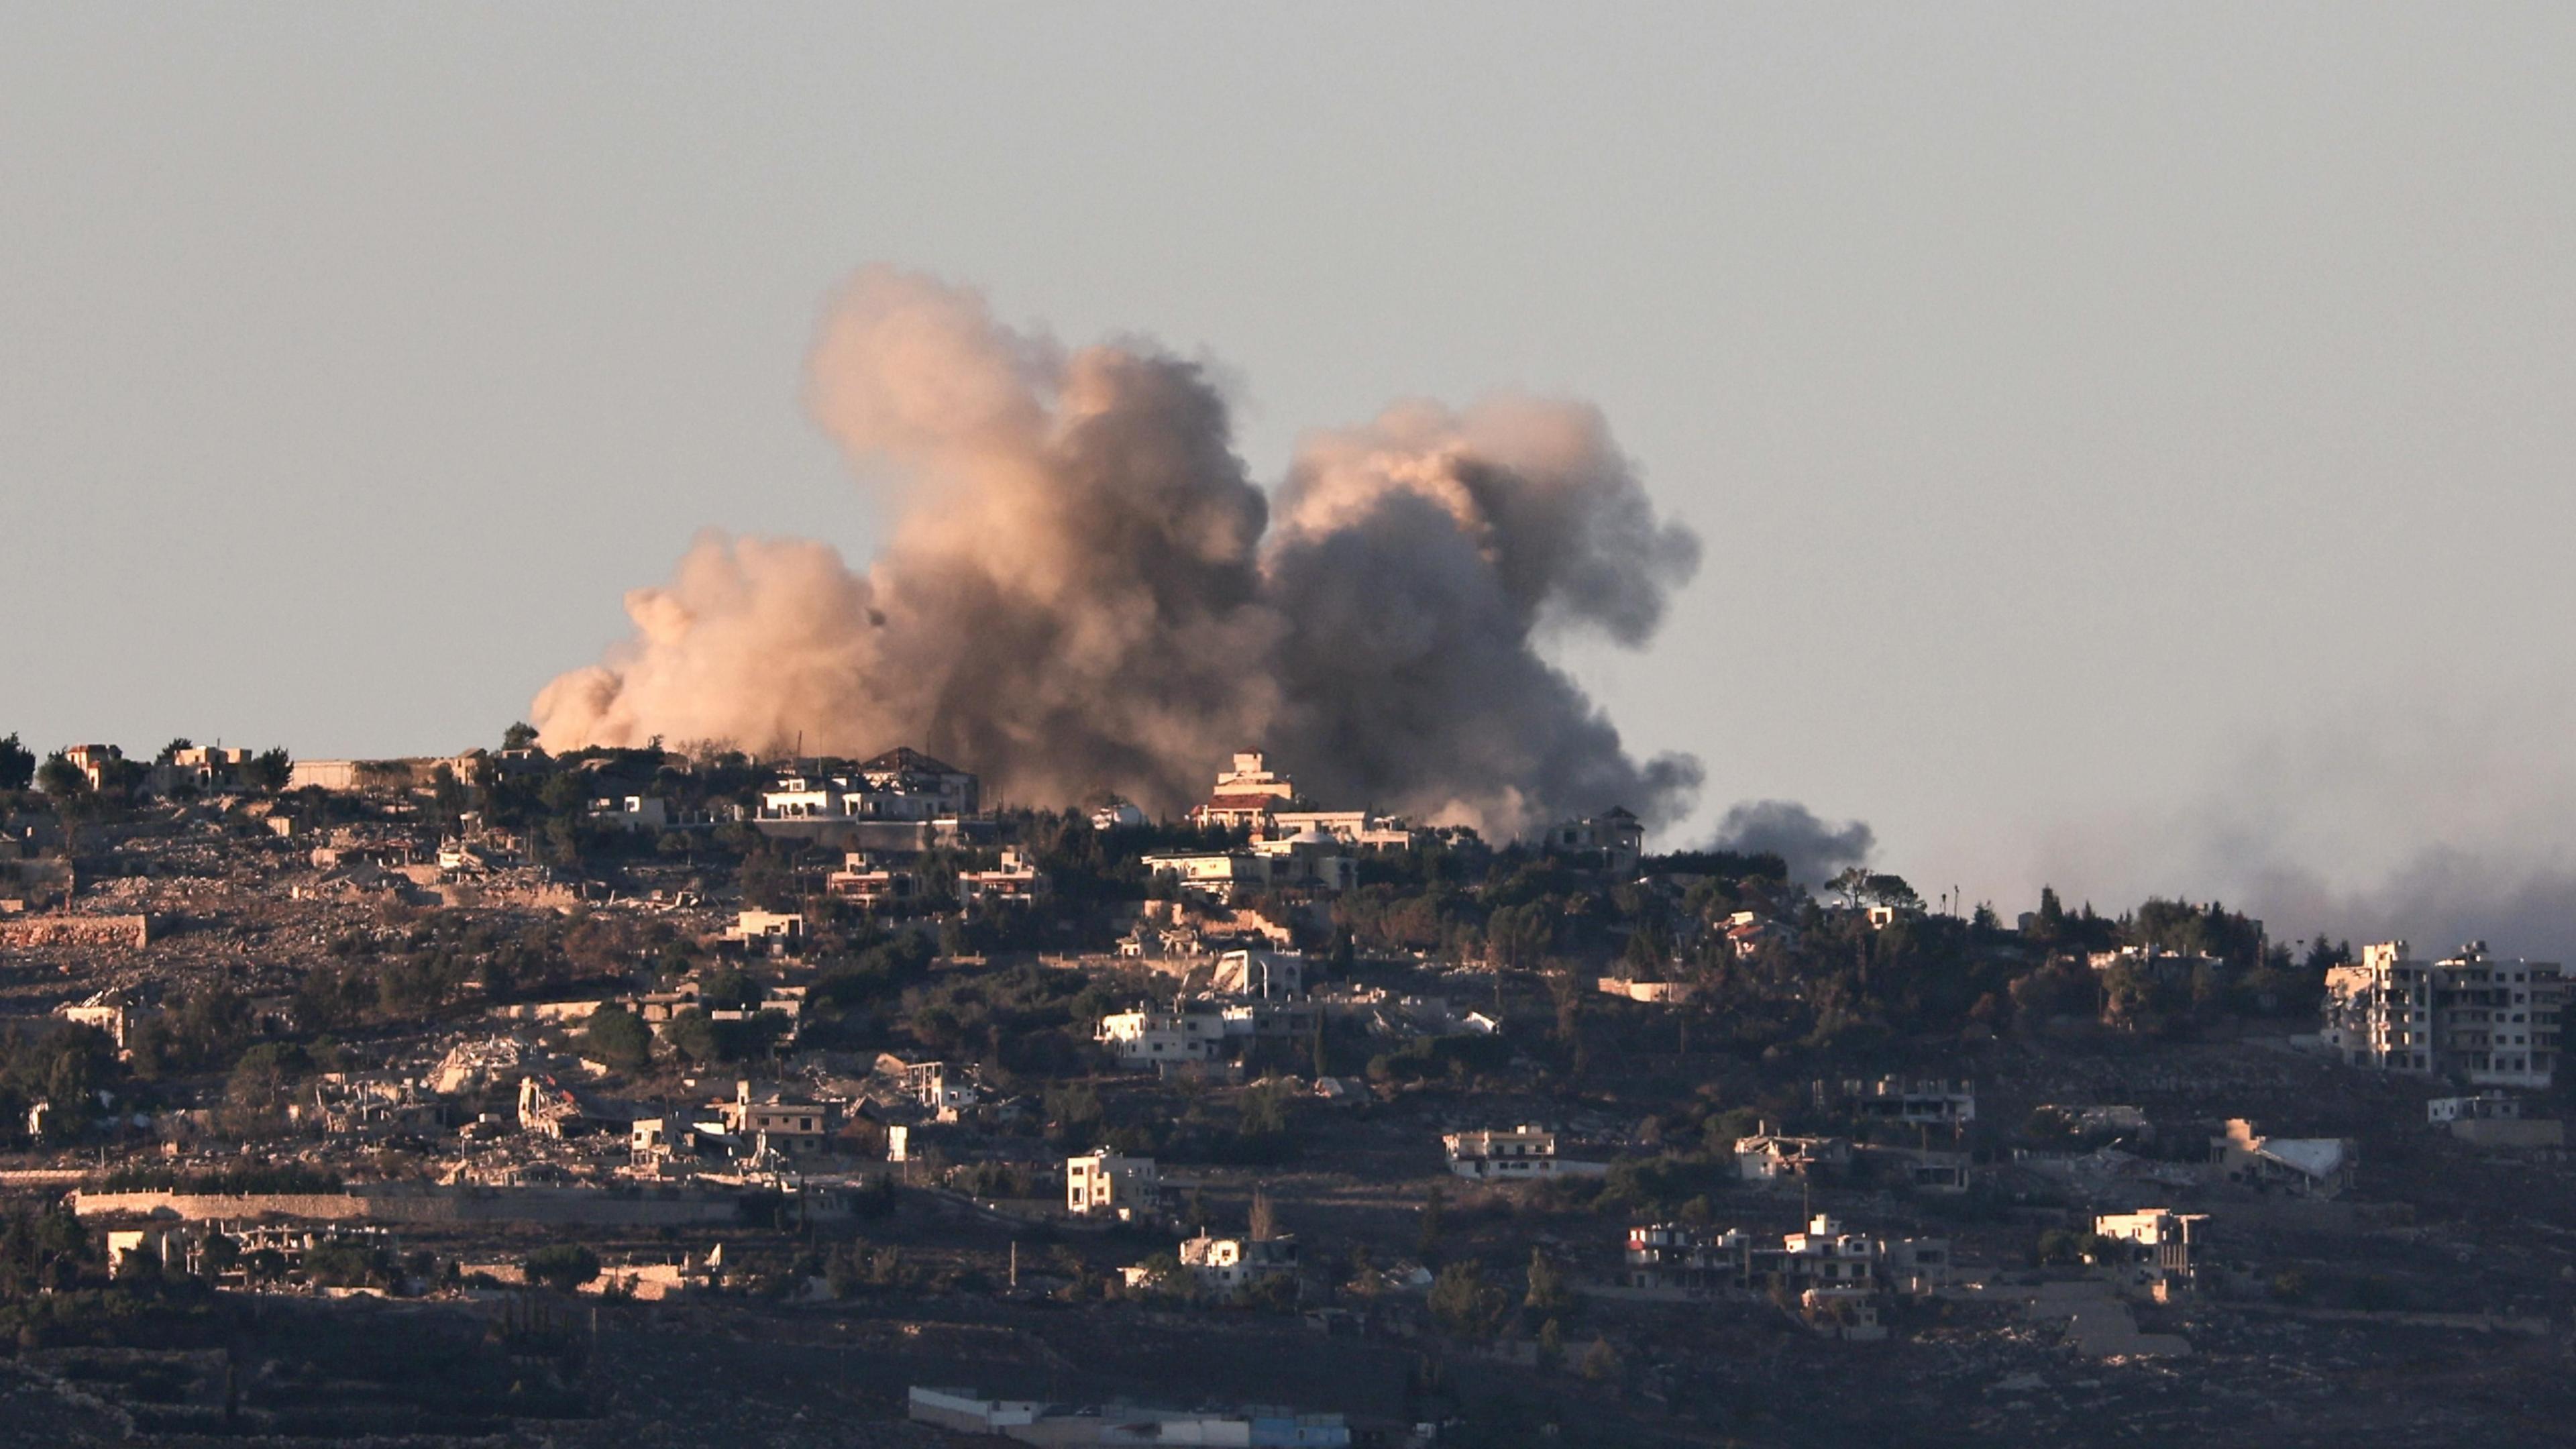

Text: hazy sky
xmin=7 ymin=6 xmax=2576 ymax=951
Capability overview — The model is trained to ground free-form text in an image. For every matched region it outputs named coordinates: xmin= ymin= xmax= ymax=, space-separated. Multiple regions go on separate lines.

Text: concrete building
xmin=715 ymin=1080 xmax=833 ymax=1158
xmin=756 ymin=748 xmax=979 ymax=826
xmin=1813 ymin=1077 xmax=1977 ymax=1130
xmin=586 ymin=795 xmax=669 ymax=831
xmin=2094 ymin=1208 xmax=2208 ymax=1298
xmin=1175 ymin=1232 xmax=1299 ymax=1293
xmin=2426 ymin=1092 xmax=2565 ymax=1149
xmin=1443 ymin=1124 xmax=1609 ymax=1181
xmin=1211 ymin=949 xmax=1304 ymax=998
xmin=59 ymin=744 xmax=123 ymax=792
xmin=1734 ymin=1132 xmax=1851 ymax=1185
xmin=285 ymin=759 xmax=362 ymax=792
xmin=1065 ymin=1150 xmax=1161 ymax=1220
xmin=1540 ymin=807 xmax=1644 ymax=873
xmin=1625 ymin=1214 xmax=1951 ymax=1303
xmin=1189 ymin=751 xmax=1299 ymax=832
xmin=2320 ymin=940 xmax=2564 ymax=1088
xmin=56 ymin=987 xmax=154 ymax=1051
xmin=959 ymin=848 xmax=1048 ymax=908
xmin=826 ymin=853 xmax=919 ymax=908
xmin=1096 ymin=1004 xmax=1229 ymax=1069
xmin=723 ymin=910 xmax=804 ymax=944
xmin=901 ymin=1059 xmax=979 ymax=1112
xmin=2210 ymin=1118 xmax=2355 ymax=1197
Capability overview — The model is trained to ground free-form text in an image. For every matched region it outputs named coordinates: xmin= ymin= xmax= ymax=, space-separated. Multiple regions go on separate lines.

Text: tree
xmin=579 ymin=1006 xmax=654 ymax=1072
xmin=1525 ymin=1248 xmax=1572 ymax=1313
xmin=1428 ymin=1262 xmax=1511 ymax=1341
xmin=304 ymin=1238 xmax=386 ymax=1288
xmin=156 ymin=738 xmax=193 ymax=765
xmin=1537 ymin=1317 xmax=1565 ymax=1369
xmin=502 ymin=722 xmax=541 ymax=752
xmin=430 ymin=764 xmax=468 ymax=827
xmin=1417 ymin=1185 xmax=1446 ymax=1256
xmin=659 ymin=1008 xmax=718 ymax=1063
xmin=1248 ymin=1189 xmax=1278 ymax=1243
xmin=226 ymin=1042 xmax=303 ymax=1122
xmin=243 ymin=748 xmax=290 ymax=793
xmin=0 ymin=734 xmax=33 ymax=791
xmin=525 ymin=1242 xmax=600 ymax=1293
xmin=197 ymin=1231 xmax=240 ymax=1277
xmin=36 ymin=752 xmax=89 ymax=800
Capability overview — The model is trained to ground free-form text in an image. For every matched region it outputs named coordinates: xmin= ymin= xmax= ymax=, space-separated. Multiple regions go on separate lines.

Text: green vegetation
xmin=523 ymin=1244 xmax=602 ymax=1293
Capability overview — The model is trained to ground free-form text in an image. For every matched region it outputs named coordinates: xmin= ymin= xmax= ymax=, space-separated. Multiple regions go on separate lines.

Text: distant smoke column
xmin=533 ymin=266 xmax=1705 ymax=830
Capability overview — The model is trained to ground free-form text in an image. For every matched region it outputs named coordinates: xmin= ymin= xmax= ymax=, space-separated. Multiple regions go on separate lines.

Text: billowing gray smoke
xmin=1705 ymin=799 xmax=1876 ymax=885
xmin=535 ymin=267 xmax=1702 ymax=838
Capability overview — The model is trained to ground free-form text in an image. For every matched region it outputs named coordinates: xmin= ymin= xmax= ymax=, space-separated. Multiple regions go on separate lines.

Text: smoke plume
xmin=535 ymin=266 xmax=1702 ymax=837
xmin=2031 ymin=700 xmax=2576 ymax=961
xmin=1705 ymin=799 xmax=1876 ymax=885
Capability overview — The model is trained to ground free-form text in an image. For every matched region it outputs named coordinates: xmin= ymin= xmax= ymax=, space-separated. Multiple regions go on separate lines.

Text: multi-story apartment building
xmin=2320 ymin=941 xmax=2563 ymax=1087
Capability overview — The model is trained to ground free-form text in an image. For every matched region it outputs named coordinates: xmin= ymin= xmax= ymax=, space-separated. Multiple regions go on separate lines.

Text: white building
xmin=723 ymin=910 xmax=804 ymax=943
xmin=959 ymin=848 xmax=1048 ymax=907
xmin=1065 ymin=1150 xmax=1161 ymax=1219
xmin=826 ymin=852 xmax=920 ymax=908
xmin=2320 ymin=940 xmax=2564 ymax=1087
xmin=2094 ymin=1207 xmax=2208 ymax=1297
xmin=1096 ymin=1004 xmax=1229 ymax=1069
xmin=587 ymin=795 xmax=670 ymax=832
xmin=1175 ymin=1232 xmax=1298 ymax=1291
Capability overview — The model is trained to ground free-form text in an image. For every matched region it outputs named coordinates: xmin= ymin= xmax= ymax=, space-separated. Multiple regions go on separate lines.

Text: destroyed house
xmin=1815 ymin=1076 xmax=1976 ymax=1130
xmin=2094 ymin=1208 xmax=2207 ymax=1295
xmin=1734 ymin=1132 xmax=1851 ymax=1185
xmin=2210 ymin=1118 xmax=2355 ymax=1197
xmin=1540 ymin=806 xmax=1644 ymax=872
xmin=1627 ymin=1216 xmax=1949 ymax=1297
xmin=715 ymin=1080 xmax=833 ymax=1156
xmin=1177 ymin=1232 xmax=1298 ymax=1291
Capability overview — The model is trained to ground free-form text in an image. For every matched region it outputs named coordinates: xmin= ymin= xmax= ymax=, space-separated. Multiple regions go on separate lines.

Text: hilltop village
xmin=0 ymin=730 xmax=2570 ymax=1448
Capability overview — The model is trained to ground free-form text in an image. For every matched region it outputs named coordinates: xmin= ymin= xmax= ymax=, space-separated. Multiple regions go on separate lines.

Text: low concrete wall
xmin=68 ymin=1183 xmax=745 ymax=1226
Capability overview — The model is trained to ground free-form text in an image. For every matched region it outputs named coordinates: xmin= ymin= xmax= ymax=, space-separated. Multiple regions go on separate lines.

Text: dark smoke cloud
xmin=535 ymin=266 xmax=1701 ymax=837
xmin=1704 ymin=799 xmax=1876 ymax=885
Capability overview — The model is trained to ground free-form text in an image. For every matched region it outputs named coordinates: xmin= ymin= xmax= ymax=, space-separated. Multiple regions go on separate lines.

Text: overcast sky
xmin=7 ymin=5 xmax=2576 ymax=951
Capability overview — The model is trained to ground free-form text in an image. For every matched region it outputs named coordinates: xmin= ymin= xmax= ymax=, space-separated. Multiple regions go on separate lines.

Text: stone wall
xmin=0 ymin=914 xmax=153 ymax=949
